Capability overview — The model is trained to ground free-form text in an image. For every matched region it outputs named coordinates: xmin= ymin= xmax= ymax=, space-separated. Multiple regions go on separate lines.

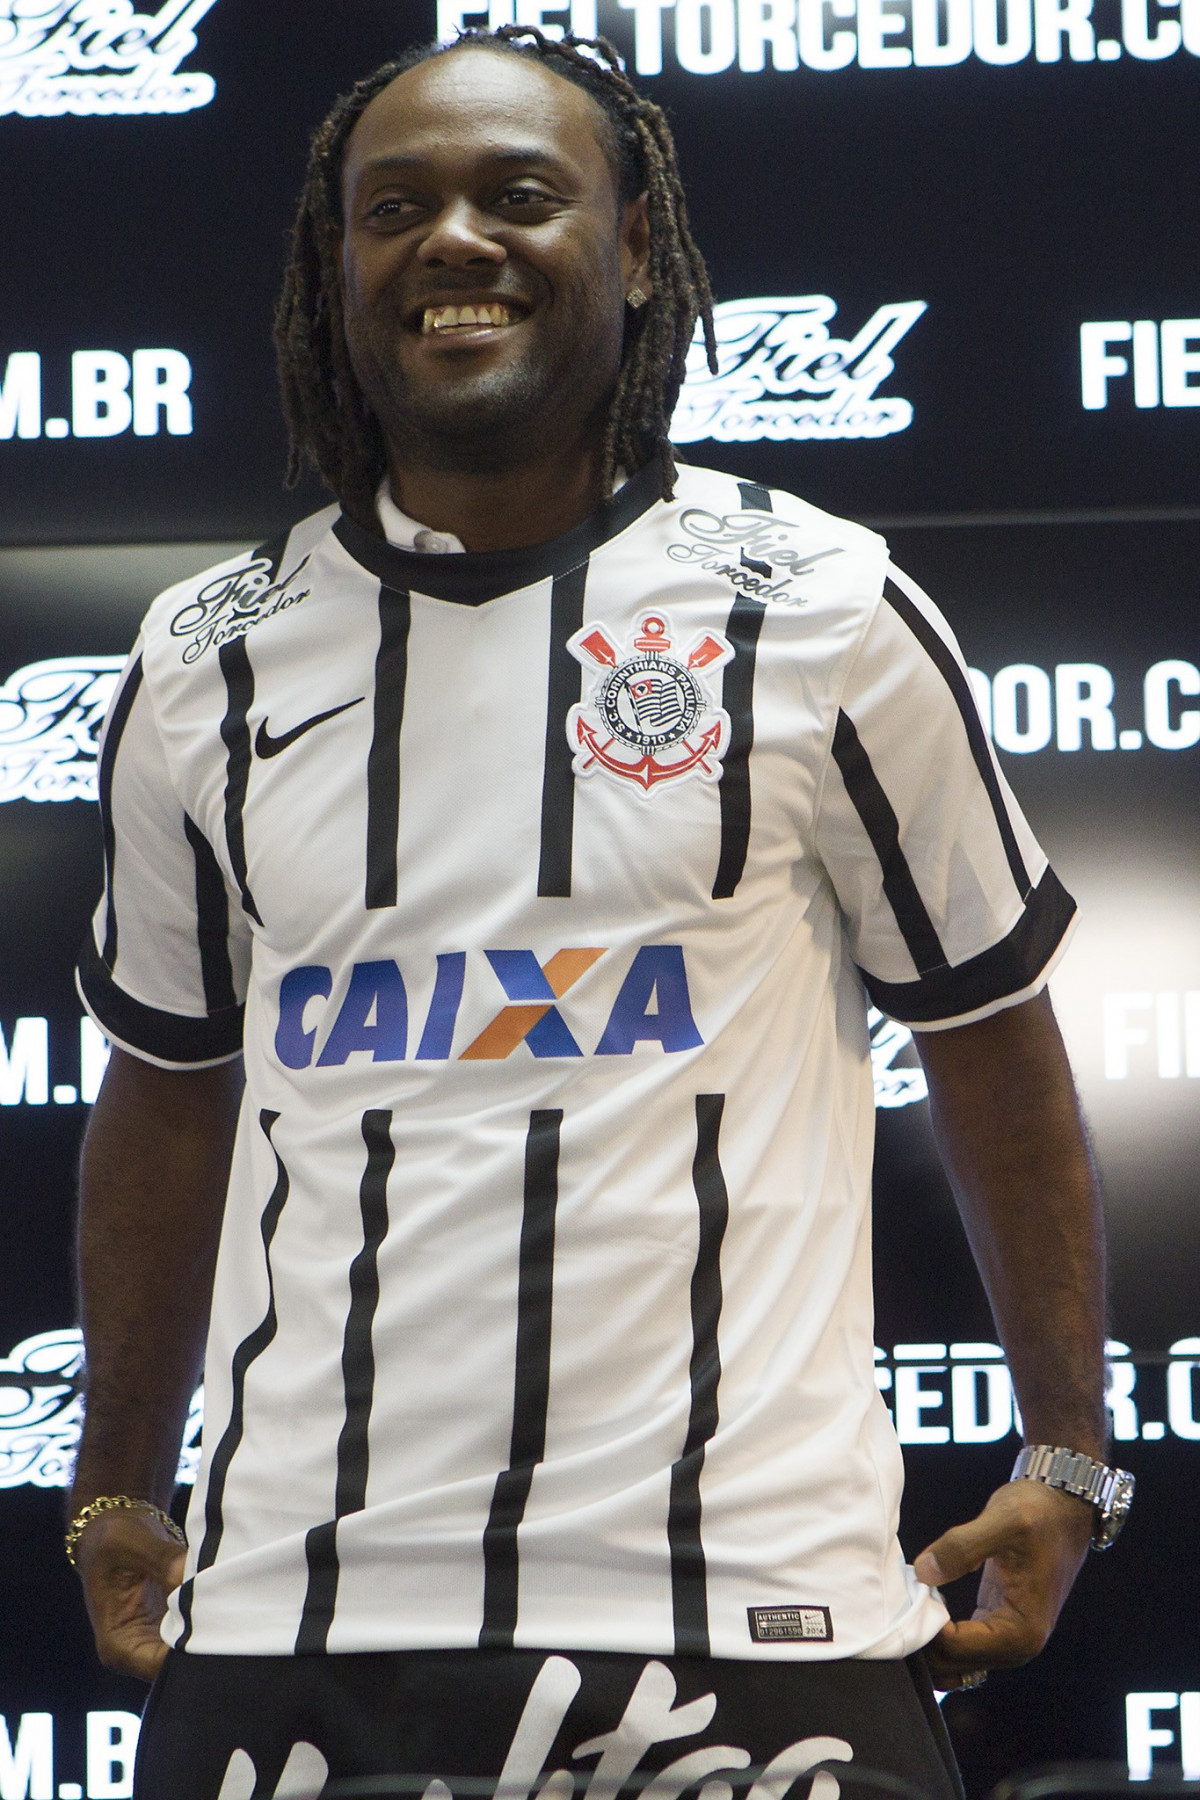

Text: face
xmin=339 ymin=50 xmax=652 ymax=475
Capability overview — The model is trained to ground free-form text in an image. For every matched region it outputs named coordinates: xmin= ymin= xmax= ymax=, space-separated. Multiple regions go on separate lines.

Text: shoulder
xmin=669 ymin=462 xmax=886 ymax=551
xmin=136 ymin=503 xmax=343 ymax=684
xmin=655 ymin=463 xmax=892 ymax=617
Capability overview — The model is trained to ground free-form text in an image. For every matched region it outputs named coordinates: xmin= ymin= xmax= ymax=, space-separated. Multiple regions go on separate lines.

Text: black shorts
xmin=134 ymin=1646 xmax=963 ymax=1800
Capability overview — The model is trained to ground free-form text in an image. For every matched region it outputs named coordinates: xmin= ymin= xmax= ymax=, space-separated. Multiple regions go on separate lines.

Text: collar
xmin=337 ymin=461 xmax=664 ymax=607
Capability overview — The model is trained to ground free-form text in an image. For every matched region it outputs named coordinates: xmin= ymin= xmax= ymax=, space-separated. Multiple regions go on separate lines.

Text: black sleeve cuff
xmin=861 ymin=866 xmax=1077 ymax=1026
xmin=77 ymin=933 xmax=244 ymax=1065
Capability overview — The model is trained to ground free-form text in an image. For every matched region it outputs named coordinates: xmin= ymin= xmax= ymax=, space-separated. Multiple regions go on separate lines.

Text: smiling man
xmin=336 ymin=50 xmax=640 ymax=529
xmin=68 ymin=29 xmax=1128 ymax=1800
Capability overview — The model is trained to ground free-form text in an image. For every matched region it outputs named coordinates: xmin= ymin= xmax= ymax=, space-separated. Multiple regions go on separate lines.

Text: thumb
xmin=914 ymin=1512 xmax=1003 ymax=1588
xmin=160 ymin=1544 xmax=187 ymax=1591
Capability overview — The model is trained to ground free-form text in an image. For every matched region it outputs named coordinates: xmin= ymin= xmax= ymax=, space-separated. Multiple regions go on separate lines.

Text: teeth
xmin=421 ymin=302 xmax=515 ymax=334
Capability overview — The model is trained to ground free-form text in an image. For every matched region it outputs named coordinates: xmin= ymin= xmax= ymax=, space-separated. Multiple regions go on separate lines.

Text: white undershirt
xmin=375 ymin=472 xmax=630 ymax=555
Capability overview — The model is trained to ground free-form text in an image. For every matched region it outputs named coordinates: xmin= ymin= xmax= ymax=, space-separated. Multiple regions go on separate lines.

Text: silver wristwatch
xmin=1011 ymin=1444 xmax=1135 ymax=1549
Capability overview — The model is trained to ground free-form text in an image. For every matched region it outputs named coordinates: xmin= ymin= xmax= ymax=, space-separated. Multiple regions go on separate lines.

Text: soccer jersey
xmin=77 ymin=462 xmax=1076 ymax=1662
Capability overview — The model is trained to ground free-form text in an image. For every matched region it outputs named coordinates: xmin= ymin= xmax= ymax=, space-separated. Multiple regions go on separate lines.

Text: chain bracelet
xmin=65 ymin=1494 xmax=187 ymax=1567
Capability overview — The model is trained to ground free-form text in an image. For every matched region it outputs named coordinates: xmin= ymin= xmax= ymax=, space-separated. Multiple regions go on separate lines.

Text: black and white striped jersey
xmin=77 ymin=462 xmax=1075 ymax=1661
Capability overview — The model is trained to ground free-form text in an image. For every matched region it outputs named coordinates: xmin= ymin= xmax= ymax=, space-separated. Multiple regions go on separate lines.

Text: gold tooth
xmin=421 ymin=302 xmax=516 ymax=332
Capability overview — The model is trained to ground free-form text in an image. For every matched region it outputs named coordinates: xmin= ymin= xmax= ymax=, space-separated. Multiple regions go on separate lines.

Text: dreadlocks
xmin=274 ymin=26 xmax=717 ymax=532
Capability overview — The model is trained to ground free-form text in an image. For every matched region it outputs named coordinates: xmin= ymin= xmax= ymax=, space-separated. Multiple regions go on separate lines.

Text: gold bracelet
xmin=65 ymin=1495 xmax=187 ymax=1567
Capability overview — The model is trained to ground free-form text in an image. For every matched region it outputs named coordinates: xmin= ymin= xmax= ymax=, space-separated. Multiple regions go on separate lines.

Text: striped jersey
xmin=78 ymin=462 xmax=1076 ymax=1662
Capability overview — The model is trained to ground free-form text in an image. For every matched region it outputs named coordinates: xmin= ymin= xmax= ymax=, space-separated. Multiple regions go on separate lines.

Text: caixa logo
xmin=275 ymin=945 xmax=703 ymax=1070
xmin=672 ymin=296 xmax=926 ymax=444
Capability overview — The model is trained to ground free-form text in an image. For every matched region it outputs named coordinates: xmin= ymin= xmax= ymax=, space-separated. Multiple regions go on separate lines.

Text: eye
xmin=365 ymin=195 xmax=423 ymax=224
xmin=497 ymin=184 xmax=559 ymax=212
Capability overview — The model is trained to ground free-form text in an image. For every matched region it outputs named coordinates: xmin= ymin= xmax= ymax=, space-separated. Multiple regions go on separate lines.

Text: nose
xmin=417 ymin=198 xmax=507 ymax=270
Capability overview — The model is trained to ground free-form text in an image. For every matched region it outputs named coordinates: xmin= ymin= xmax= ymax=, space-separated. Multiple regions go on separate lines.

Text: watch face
xmin=1094 ymin=1470 xmax=1136 ymax=1549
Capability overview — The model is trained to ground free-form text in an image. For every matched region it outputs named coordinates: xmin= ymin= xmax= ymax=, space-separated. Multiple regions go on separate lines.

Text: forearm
xmin=916 ymin=990 xmax=1108 ymax=1458
xmin=72 ymin=1048 xmax=243 ymax=1511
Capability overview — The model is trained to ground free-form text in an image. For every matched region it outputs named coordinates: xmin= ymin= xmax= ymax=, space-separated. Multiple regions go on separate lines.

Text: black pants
xmin=135 ymin=1646 xmax=964 ymax=1800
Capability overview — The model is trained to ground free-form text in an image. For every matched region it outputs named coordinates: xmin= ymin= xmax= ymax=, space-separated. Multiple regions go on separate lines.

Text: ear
xmin=620 ymin=192 xmax=652 ymax=303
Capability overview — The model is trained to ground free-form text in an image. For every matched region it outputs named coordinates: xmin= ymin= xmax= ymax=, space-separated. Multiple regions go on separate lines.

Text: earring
xmin=626 ymin=286 xmax=648 ymax=309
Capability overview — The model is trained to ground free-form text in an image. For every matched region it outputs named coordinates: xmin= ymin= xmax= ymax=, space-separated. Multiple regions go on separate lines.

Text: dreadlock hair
xmin=274 ymin=25 xmax=717 ymax=532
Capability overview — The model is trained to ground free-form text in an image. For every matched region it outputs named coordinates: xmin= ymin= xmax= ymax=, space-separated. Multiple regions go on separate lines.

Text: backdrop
xmin=1 ymin=2 xmax=1197 ymax=1794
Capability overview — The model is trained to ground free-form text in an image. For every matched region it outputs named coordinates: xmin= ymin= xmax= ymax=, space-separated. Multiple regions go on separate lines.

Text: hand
xmin=73 ymin=1509 xmax=186 ymax=1682
xmin=913 ymin=1477 xmax=1094 ymax=1690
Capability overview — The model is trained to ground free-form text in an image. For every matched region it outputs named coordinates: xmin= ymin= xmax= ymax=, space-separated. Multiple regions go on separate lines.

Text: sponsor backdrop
xmin=0 ymin=1 xmax=1196 ymax=1794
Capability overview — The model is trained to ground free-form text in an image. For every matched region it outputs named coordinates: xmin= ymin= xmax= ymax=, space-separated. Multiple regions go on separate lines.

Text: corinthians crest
xmin=567 ymin=611 xmax=733 ymax=795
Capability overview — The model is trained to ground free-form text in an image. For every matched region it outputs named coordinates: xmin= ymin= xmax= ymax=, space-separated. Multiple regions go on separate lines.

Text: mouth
xmin=419 ymin=301 xmax=527 ymax=336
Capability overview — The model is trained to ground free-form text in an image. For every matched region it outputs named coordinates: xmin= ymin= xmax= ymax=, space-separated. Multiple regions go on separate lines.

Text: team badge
xmin=566 ymin=611 xmax=733 ymax=795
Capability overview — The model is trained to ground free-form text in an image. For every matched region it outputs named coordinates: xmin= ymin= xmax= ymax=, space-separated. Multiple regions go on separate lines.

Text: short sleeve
xmin=75 ymin=645 xmax=251 ymax=1068
xmin=813 ymin=564 xmax=1077 ymax=1030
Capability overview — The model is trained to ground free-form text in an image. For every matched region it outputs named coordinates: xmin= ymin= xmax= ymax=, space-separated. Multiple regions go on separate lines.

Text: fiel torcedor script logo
xmin=0 ymin=655 xmax=125 ymax=802
xmin=169 ymin=550 xmax=313 ymax=663
xmin=0 ymin=0 xmax=221 ymax=119
xmin=0 ymin=1326 xmax=202 ymax=1489
xmin=672 ymin=295 xmax=927 ymax=444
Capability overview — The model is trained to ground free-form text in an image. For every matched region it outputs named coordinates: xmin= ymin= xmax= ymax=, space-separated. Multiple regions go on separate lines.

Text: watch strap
xmin=1010 ymin=1444 xmax=1135 ymax=1549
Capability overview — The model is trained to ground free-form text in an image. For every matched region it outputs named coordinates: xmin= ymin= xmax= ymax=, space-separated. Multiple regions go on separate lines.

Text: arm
xmin=70 ymin=1046 xmax=243 ymax=1680
xmin=910 ymin=988 xmax=1107 ymax=1685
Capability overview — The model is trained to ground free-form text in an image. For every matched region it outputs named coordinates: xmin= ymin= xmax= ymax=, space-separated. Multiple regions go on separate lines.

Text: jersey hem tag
xmin=747 ymin=1605 xmax=834 ymax=1643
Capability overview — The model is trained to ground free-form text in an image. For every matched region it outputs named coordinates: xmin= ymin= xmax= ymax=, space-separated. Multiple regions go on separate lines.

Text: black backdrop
xmin=4 ymin=0 xmax=1200 ymax=540
xmin=1 ymin=2 xmax=1197 ymax=1793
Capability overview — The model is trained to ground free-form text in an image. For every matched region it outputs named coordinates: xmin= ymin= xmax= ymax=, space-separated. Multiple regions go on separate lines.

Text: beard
xmin=343 ymin=301 xmax=623 ymax=477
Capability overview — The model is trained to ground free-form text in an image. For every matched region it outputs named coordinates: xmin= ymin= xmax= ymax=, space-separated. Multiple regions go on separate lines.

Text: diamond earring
xmin=626 ymin=286 xmax=648 ymax=309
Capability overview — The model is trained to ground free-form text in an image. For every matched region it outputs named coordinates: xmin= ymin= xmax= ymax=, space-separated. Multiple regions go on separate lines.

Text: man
xmin=68 ymin=28 xmax=1127 ymax=1800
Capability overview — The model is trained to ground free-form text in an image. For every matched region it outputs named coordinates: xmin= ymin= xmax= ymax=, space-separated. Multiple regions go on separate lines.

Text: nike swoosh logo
xmin=254 ymin=697 xmax=363 ymax=759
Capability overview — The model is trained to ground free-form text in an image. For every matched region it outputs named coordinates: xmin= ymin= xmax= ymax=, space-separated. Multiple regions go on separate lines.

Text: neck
xmin=386 ymin=441 xmax=609 ymax=554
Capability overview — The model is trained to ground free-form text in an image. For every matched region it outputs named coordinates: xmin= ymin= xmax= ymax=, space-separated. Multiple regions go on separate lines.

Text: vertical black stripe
xmin=479 ymin=1109 xmax=562 ymax=1650
xmin=252 ymin=530 xmax=289 ymax=584
xmin=737 ymin=480 xmax=773 ymax=513
xmin=97 ymin=655 xmax=144 ymax=968
xmin=831 ymin=708 xmax=948 ymax=975
xmin=538 ymin=561 xmax=589 ymax=898
xmin=335 ymin=1111 xmax=394 ymax=1521
xmin=712 ymin=597 xmax=766 ymax=899
xmin=295 ymin=1110 xmax=394 ymax=1653
xmin=182 ymin=814 xmax=236 ymax=1011
xmin=883 ymin=577 xmax=1032 ymax=898
xmin=217 ymin=639 xmax=263 ymax=926
xmin=668 ymin=1093 xmax=730 ymax=1656
xmin=176 ymin=1110 xmax=288 ymax=1648
xmin=365 ymin=587 xmax=410 ymax=911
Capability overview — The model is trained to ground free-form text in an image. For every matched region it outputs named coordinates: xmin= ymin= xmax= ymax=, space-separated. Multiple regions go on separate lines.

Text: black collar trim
xmin=331 ymin=461 xmax=664 ymax=604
